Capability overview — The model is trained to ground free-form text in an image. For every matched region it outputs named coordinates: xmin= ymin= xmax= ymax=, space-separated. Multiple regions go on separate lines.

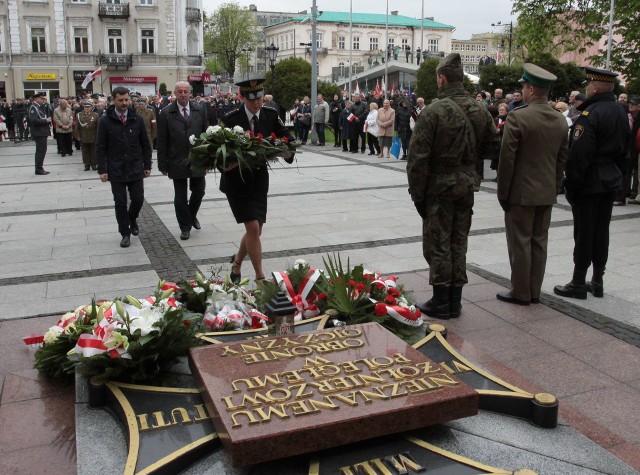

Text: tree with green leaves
xmin=479 ymin=64 xmax=522 ymax=96
xmin=512 ymin=0 xmax=640 ymax=87
xmin=203 ymin=2 xmax=260 ymax=79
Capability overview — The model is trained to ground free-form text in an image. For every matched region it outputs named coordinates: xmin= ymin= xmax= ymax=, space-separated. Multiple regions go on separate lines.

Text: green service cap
xmin=436 ymin=53 xmax=462 ymax=73
xmin=519 ymin=63 xmax=557 ymax=89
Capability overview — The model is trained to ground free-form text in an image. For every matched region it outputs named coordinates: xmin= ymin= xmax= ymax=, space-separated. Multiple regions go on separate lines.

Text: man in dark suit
xmin=157 ymin=81 xmax=208 ymax=240
xmin=219 ymin=78 xmax=295 ymax=284
xmin=29 ymin=93 xmax=52 ymax=175
xmin=496 ymin=64 xmax=568 ymax=305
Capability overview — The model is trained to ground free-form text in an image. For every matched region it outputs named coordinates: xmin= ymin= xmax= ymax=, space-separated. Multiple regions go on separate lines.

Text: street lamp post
xmin=491 ymin=21 xmax=513 ymax=66
xmin=265 ymin=43 xmax=279 ymax=95
xmin=241 ymin=48 xmax=253 ymax=79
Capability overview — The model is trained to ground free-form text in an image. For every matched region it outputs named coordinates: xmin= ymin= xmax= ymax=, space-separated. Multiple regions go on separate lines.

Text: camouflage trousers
xmin=422 ymin=190 xmax=474 ymax=286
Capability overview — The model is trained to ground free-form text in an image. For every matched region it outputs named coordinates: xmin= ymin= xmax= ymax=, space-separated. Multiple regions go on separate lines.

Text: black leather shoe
xmin=84 ymin=166 xmax=90 ymax=171
xmin=180 ymin=230 xmax=190 ymax=240
xmin=192 ymin=217 xmax=201 ymax=230
xmin=496 ymin=291 xmax=530 ymax=306
xmin=531 ymin=297 xmax=540 ymax=304
xmin=130 ymin=221 xmax=139 ymax=236
xmin=553 ymin=281 xmax=587 ymax=299
xmin=35 ymin=170 xmax=50 ymax=175
xmin=587 ymin=281 xmax=604 ymax=298
xmin=120 ymin=235 xmax=130 ymax=248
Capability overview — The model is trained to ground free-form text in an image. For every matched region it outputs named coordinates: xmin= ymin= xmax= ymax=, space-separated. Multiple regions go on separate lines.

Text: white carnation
xmin=44 ymin=328 xmax=62 ymax=344
xmin=212 ymin=125 xmax=222 ymax=133
xmin=206 ymin=126 xmax=216 ymax=134
xmin=189 ymin=134 xmax=196 ymax=145
xmin=233 ymin=125 xmax=245 ymax=134
xmin=294 ymin=259 xmax=308 ymax=269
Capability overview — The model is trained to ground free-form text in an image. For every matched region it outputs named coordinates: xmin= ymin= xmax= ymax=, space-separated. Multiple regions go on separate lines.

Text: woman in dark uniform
xmin=219 ymin=79 xmax=295 ymax=284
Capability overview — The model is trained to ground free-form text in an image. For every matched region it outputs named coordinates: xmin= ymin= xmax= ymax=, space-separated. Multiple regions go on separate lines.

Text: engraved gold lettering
xmin=339 ymin=360 xmax=362 ymax=374
xmin=330 ymin=377 xmax=355 ymax=391
xmin=339 ymin=467 xmax=357 ymax=475
xmin=402 ymin=379 xmax=427 ymax=394
xmin=304 ymin=356 xmax=333 ymax=367
xmin=352 ymin=461 xmax=378 ymax=475
xmin=429 ymin=374 xmax=459 ymax=388
xmin=220 ymin=346 xmax=239 ymax=356
xmin=451 ymin=360 xmax=473 ymax=374
xmin=384 ymin=452 xmax=426 ymax=473
xmin=415 ymin=361 xmax=438 ymax=374
xmin=232 ymin=377 xmax=255 ymax=392
xmin=324 ymin=340 xmax=346 ymax=351
xmin=170 ymin=407 xmax=192 ymax=425
xmin=267 ymin=349 xmax=295 ymax=359
xmin=286 ymin=400 xmax=318 ymax=416
xmin=358 ymin=387 xmax=389 ymax=403
xmin=289 ymin=382 xmax=313 ymax=399
xmin=254 ymin=404 xmax=290 ymax=423
xmin=193 ymin=404 xmax=211 ymax=422
xmin=137 ymin=413 xmax=150 ymax=431
xmin=344 ymin=338 xmax=366 ymax=348
xmin=415 ymin=377 xmax=439 ymax=390
xmin=396 ymin=366 xmax=420 ymax=378
xmin=280 ymin=369 xmax=305 ymax=384
xmin=318 ymin=364 xmax=341 ymax=378
xmin=371 ymin=356 xmax=394 ymax=368
xmin=439 ymin=362 xmax=456 ymax=374
xmin=265 ymin=388 xmax=292 ymax=402
xmin=241 ymin=353 xmax=261 ymax=364
xmin=240 ymin=342 xmax=264 ymax=352
xmin=291 ymin=345 xmax=313 ymax=356
xmin=309 ymin=397 xmax=339 ymax=411
xmin=151 ymin=411 xmax=176 ymax=429
xmin=230 ymin=410 xmax=260 ymax=428
xmin=392 ymin=353 xmax=412 ymax=365
xmin=332 ymin=392 xmax=359 ymax=406
xmin=356 ymin=372 xmax=386 ymax=385
xmin=222 ymin=395 xmax=246 ymax=411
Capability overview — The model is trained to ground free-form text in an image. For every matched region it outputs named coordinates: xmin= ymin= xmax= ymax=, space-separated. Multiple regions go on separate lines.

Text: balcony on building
xmin=187 ymin=55 xmax=203 ymax=66
xmin=98 ymin=53 xmax=133 ymax=69
xmin=98 ymin=2 xmax=130 ymax=19
xmin=185 ymin=7 xmax=202 ymax=22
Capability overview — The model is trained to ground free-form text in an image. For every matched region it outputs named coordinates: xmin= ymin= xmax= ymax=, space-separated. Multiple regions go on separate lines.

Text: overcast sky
xmin=201 ymin=0 xmax=518 ymax=40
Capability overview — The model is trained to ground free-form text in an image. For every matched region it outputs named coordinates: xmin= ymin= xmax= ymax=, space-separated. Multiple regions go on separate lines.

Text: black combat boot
xmin=553 ymin=268 xmax=588 ymax=299
xmin=587 ymin=267 xmax=604 ymax=298
xmin=417 ymin=286 xmax=451 ymax=319
xmin=449 ymin=286 xmax=463 ymax=318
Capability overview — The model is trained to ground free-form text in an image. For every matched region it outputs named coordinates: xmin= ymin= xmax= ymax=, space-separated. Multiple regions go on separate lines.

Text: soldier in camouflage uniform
xmin=407 ymin=53 xmax=498 ymax=319
xmin=134 ymin=96 xmax=156 ymax=150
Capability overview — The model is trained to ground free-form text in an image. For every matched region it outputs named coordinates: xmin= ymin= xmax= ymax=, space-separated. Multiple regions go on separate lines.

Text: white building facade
xmin=0 ymin=0 xmax=205 ymax=100
xmin=262 ymin=11 xmax=454 ymax=88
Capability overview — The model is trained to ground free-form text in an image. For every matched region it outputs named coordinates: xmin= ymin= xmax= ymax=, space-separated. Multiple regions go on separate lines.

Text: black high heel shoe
xmin=230 ymin=255 xmax=242 ymax=283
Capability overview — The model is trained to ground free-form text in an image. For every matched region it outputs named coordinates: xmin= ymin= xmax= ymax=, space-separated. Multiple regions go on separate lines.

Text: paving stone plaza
xmin=1 ymin=138 xmax=640 ymax=473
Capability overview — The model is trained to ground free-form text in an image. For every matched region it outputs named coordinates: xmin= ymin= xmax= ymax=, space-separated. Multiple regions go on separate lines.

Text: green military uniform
xmin=407 ymin=53 xmax=498 ymax=319
xmin=136 ymin=104 xmax=156 ymax=149
xmin=497 ymin=63 xmax=568 ymax=305
xmin=74 ymin=105 xmax=100 ymax=170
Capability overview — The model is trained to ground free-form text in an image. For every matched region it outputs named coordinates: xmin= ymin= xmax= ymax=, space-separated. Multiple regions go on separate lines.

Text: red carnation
xmin=257 ymin=132 xmax=264 ymax=139
xmin=349 ymin=279 xmax=356 ymax=287
xmin=375 ymin=303 xmax=387 ymax=316
xmin=283 ymin=137 xmax=289 ymax=144
xmin=271 ymin=132 xmax=277 ymax=140
xmin=387 ymin=287 xmax=400 ymax=297
xmin=356 ymin=283 xmax=365 ymax=292
xmin=318 ymin=293 xmax=328 ymax=300
xmin=385 ymin=295 xmax=397 ymax=305
xmin=247 ymin=131 xmax=254 ymax=138
xmin=373 ymin=281 xmax=385 ymax=290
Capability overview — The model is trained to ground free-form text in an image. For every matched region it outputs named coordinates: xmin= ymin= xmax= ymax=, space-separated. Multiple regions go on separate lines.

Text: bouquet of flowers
xmin=188 ymin=125 xmax=296 ymax=176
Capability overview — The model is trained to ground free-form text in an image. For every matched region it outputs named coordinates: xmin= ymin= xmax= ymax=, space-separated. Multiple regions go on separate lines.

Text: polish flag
xmin=496 ymin=51 xmax=502 ymax=64
xmin=374 ymin=80 xmax=381 ymax=99
xmin=353 ymin=81 xmax=360 ymax=97
xmin=81 ymin=69 xmax=102 ymax=89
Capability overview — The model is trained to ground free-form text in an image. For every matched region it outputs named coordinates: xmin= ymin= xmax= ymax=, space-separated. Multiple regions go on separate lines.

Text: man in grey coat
xmin=157 ymin=81 xmax=208 ymax=240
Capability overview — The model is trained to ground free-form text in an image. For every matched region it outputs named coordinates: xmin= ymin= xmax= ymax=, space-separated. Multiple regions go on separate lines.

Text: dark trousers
xmin=297 ymin=124 xmax=309 ymax=143
xmin=349 ymin=122 xmax=364 ymax=152
xmin=571 ymin=191 xmax=614 ymax=280
xmin=173 ymin=177 xmax=206 ymax=231
xmin=314 ymin=123 xmax=326 ymax=145
xmin=333 ymin=125 xmax=341 ymax=146
xmin=110 ymin=179 xmax=144 ymax=236
xmin=367 ymin=133 xmax=381 ymax=154
xmin=400 ymin=130 xmax=412 ymax=157
xmin=58 ymin=133 xmax=73 ymax=155
xmin=34 ymin=136 xmax=47 ymax=172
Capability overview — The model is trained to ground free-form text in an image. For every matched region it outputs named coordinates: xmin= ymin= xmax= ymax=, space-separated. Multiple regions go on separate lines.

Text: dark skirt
xmin=219 ymin=166 xmax=269 ymax=224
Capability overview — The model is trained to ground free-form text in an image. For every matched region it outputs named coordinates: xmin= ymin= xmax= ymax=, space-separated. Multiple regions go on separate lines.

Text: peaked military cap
xmin=628 ymin=96 xmax=640 ymax=105
xmin=519 ymin=63 xmax=557 ymax=89
xmin=583 ymin=66 xmax=618 ymax=84
xmin=32 ymin=92 xmax=46 ymax=99
xmin=236 ymin=78 xmax=265 ymax=100
xmin=436 ymin=53 xmax=462 ymax=74
xmin=575 ymin=93 xmax=587 ymax=101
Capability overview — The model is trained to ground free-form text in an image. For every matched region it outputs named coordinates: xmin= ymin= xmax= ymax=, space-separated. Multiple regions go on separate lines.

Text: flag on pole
xmin=353 ymin=81 xmax=360 ymax=97
xmin=381 ymin=79 xmax=386 ymax=95
xmin=374 ymin=80 xmax=381 ymax=99
xmin=81 ymin=69 xmax=102 ymax=89
xmin=496 ymin=51 xmax=502 ymax=64
xmin=391 ymin=82 xmax=396 ymax=96
xmin=228 ymin=84 xmax=232 ymax=95
xmin=407 ymin=83 xmax=412 ymax=99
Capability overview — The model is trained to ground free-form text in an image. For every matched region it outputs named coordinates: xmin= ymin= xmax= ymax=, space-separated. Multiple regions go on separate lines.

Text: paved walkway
xmin=0 ymin=139 xmax=639 ymax=473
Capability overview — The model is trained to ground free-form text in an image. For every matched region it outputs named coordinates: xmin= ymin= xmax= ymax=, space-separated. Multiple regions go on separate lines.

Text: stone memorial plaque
xmin=189 ymin=322 xmax=479 ymax=467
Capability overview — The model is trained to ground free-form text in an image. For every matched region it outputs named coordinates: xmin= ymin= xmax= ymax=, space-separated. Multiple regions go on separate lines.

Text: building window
xmin=313 ymin=33 xmax=323 ymax=49
xmin=71 ymin=0 xmax=87 ymax=3
xmin=74 ymin=27 xmax=89 ymax=53
xmin=141 ymin=29 xmax=155 ymax=54
xmin=429 ymin=39 xmax=439 ymax=52
xmin=139 ymin=0 xmax=153 ymax=4
xmin=401 ymin=38 xmax=408 ymax=48
xmin=31 ymin=27 xmax=46 ymax=53
xmin=108 ymin=28 xmax=123 ymax=54
xmin=353 ymin=36 xmax=360 ymax=50
xmin=369 ymin=37 xmax=378 ymax=50
xmin=338 ymin=36 xmax=345 ymax=49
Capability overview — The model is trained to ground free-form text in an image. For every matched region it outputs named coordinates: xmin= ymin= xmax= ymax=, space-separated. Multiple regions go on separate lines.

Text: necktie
xmin=183 ymin=107 xmax=189 ymax=120
xmin=120 ymin=113 xmax=126 ymax=125
xmin=251 ymin=115 xmax=258 ymax=133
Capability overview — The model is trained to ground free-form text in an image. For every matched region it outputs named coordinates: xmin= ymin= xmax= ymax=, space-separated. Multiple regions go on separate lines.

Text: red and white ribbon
xmin=273 ymin=268 xmax=322 ymax=321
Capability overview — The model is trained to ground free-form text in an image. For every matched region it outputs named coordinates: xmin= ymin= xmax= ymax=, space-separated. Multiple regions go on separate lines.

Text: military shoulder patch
xmin=581 ymin=111 xmax=590 ymax=116
xmin=573 ymin=124 xmax=585 ymax=141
